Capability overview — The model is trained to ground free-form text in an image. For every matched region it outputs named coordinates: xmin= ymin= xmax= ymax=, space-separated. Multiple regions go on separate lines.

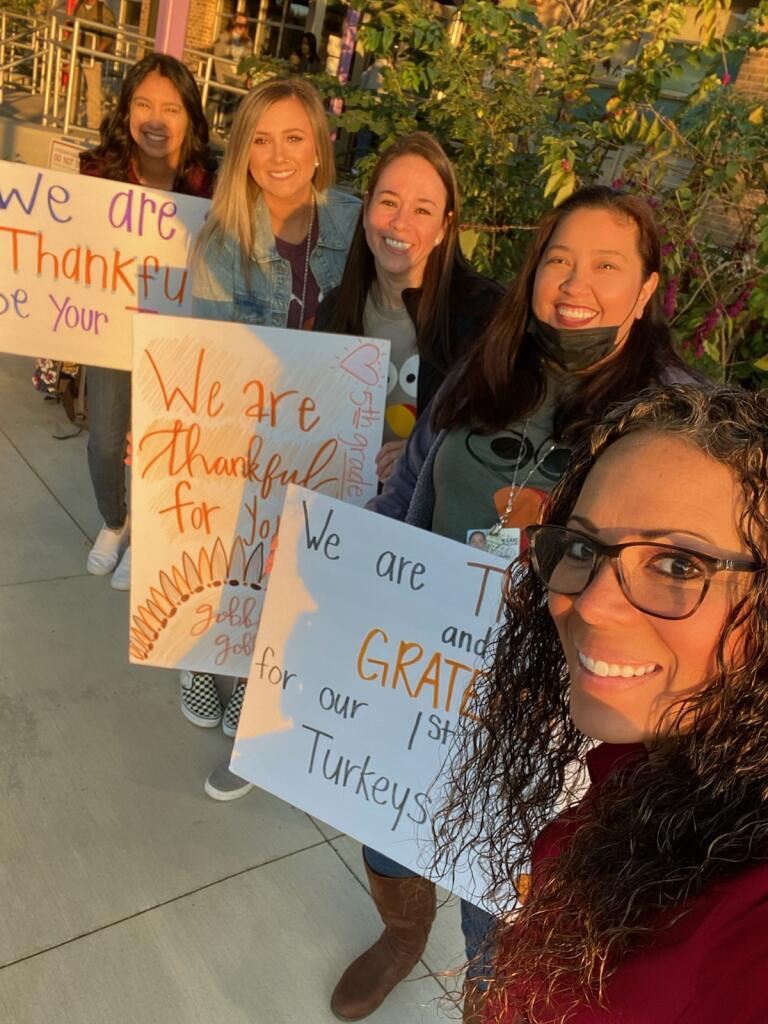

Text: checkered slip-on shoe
xmin=222 ymin=678 xmax=247 ymax=737
xmin=180 ymin=671 xmax=223 ymax=728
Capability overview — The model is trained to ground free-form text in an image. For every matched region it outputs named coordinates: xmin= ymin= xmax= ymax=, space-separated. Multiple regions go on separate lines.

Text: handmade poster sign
xmin=129 ymin=316 xmax=389 ymax=677
xmin=232 ymin=485 xmax=510 ymax=903
xmin=0 ymin=159 xmax=209 ymax=368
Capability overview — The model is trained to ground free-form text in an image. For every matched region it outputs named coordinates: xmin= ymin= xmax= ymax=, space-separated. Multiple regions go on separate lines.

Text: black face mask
xmin=529 ymin=315 xmax=620 ymax=372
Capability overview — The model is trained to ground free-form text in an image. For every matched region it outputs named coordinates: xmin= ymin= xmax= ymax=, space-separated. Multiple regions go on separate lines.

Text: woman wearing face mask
xmin=190 ymin=77 xmax=359 ymax=799
xmin=81 ymin=54 xmax=217 ymax=590
xmin=331 ymin=186 xmax=697 ymax=1024
xmin=435 ymin=384 xmax=768 ymax=1024
xmin=314 ymin=132 xmax=502 ymax=483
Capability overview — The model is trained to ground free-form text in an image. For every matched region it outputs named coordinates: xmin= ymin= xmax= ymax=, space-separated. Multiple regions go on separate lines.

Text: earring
xmin=314 ymin=157 xmax=320 ymax=169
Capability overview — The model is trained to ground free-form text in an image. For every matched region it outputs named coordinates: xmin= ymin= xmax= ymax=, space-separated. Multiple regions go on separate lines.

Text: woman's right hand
xmin=375 ymin=439 xmax=407 ymax=483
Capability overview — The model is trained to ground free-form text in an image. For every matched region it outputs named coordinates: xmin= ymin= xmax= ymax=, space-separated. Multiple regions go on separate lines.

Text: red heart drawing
xmin=339 ymin=342 xmax=382 ymax=385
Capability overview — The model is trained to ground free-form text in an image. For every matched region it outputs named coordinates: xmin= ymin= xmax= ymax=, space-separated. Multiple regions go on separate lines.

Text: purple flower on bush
xmin=661 ymin=242 xmax=676 ymax=257
xmin=726 ymin=284 xmax=755 ymax=319
xmin=663 ymin=278 xmax=679 ymax=318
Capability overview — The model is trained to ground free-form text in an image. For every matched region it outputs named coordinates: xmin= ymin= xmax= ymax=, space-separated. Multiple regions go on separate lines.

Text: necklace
xmin=297 ymin=193 xmax=315 ymax=325
xmin=488 ymin=419 xmax=558 ymax=535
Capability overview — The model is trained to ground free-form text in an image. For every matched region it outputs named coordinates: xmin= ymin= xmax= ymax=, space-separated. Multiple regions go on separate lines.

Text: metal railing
xmin=0 ymin=6 xmax=250 ymax=141
xmin=0 ymin=9 xmax=48 ymax=103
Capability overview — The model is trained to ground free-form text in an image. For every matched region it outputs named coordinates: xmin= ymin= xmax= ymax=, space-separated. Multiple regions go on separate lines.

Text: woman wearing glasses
xmin=435 ymin=384 xmax=768 ymax=1024
xmin=331 ymin=186 xmax=696 ymax=1023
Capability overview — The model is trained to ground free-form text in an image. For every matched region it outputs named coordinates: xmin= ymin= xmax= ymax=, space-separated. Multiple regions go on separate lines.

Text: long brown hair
xmin=79 ymin=52 xmax=216 ymax=184
xmin=434 ymin=383 xmax=768 ymax=1023
xmin=324 ymin=131 xmax=470 ymax=371
xmin=433 ymin=186 xmax=688 ymax=437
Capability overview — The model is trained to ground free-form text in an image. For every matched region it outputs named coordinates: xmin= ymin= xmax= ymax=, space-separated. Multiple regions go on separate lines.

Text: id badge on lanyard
xmin=466 ymin=486 xmax=548 ymax=561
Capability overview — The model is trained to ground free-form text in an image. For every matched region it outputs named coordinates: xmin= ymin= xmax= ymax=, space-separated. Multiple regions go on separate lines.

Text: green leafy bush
xmin=321 ymin=0 xmax=768 ymax=386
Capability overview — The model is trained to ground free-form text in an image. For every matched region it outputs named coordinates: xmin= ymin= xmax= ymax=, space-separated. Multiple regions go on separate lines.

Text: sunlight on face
xmin=532 ymin=207 xmax=659 ymax=350
xmin=363 ymin=154 xmax=449 ymax=291
xmin=548 ymin=432 xmax=748 ymax=744
xmin=247 ymin=96 xmax=318 ymax=207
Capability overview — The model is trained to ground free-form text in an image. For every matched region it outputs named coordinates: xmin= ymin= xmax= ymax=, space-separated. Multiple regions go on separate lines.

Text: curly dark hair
xmin=79 ymin=52 xmax=216 ymax=184
xmin=433 ymin=383 xmax=768 ymax=1023
xmin=432 ymin=186 xmax=691 ymax=438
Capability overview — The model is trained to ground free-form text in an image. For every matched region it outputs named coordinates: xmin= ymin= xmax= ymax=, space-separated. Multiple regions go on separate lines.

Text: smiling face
xmin=363 ymin=154 xmax=449 ymax=291
xmin=532 ymin=206 xmax=659 ymax=351
xmin=247 ymin=96 xmax=318 ymax=206
xmin=129 ymin=71 xmax=190 ymax=170
xmin=548 ymin=432 xmax=748 ymax=744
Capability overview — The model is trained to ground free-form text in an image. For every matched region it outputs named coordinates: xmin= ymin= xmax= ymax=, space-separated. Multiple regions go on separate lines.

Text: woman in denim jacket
xmin=192 ymin=77 xmax=359 ymax=329
xmin=189 ymin=77 xmax=359 ymax=799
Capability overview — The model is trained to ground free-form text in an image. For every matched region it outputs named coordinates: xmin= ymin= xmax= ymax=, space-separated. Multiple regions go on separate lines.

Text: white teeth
xmin=578 ymin=651 xmax=658 ymax=678
xmin=384 ymin=237 xmax=412 ymax=251
xmin=270 ymin=169 xmax=294 ymax=178
xmin=556 ymin=305 xmax=596 ymax=320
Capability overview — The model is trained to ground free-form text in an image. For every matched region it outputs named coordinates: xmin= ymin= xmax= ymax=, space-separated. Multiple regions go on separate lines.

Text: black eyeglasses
xmin=526 ymin=524 xmax=762 ymax=620
xmin=234 ymin=21 xmax=248 ymax=28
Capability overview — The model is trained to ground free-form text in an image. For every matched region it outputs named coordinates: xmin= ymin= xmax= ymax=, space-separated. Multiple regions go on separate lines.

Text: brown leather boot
xmin=462 ymin=979 xmax=487 ymax=1023
xmin=330 ymin=862 xmax=437 ymax=1020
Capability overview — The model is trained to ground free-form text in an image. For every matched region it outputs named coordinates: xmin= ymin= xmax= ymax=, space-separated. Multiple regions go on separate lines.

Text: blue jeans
xmin=87 ymin=366 xmax=131 ymax=529
xmin=362 ymin=845 xmax=495 ymax=985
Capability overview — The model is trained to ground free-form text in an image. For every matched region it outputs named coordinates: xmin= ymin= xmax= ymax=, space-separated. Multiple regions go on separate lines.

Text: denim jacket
xmin=191 ymin=188 xmax=360 ymax=325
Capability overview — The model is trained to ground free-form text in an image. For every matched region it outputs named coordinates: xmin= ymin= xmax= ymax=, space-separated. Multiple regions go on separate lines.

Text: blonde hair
xmin=197 ymin=77 xmax=335 ymax=263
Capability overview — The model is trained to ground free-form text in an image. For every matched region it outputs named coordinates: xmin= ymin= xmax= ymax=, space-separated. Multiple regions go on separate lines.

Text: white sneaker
xmin=87 ymin=520 xmax=130 ymax=575
xmin=110 ymin=546 xmax=131 ymax=590
xmin=204 ymin=759 xmax=253 ymax=801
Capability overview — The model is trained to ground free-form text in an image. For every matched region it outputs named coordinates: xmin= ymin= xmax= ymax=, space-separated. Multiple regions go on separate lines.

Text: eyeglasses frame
xmin=525 ymin=523 xmax=762 ymax=621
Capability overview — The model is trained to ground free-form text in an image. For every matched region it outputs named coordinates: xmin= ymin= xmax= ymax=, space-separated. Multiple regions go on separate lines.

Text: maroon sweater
xmin=489 ymin=743 xmax=768 ymax=1023
xmin=79 ymin=152 xmax=216 ymax=199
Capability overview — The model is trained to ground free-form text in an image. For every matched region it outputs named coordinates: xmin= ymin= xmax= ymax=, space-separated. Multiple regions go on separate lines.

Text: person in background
xmin=289 ymin=32 xmax=322 ymax=74
xmin=81 ymin=54 xmax=216 ymax=590
xmin=189 ymin=77 xmax=359 ymax=798
xmin=330 ymin=186 xmax=696 ymax=1024
xmin=68 ymin=0 xmax=116 ymax=129
xmin=315 ymin=131 xmax=502 ymax=482
xmin=213 ymin=13 xmax=254 ymax=88
xmin=435 ymin=384 xmax=768 ymax=1024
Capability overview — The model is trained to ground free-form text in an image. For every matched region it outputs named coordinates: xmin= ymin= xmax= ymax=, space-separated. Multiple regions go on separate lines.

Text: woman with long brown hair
xmin=81 ymin=53 xmax=216 ymax=591
xmin=435 ymin=383 xmax=768 ymax=1023
xmin=315 ymin=130 xmax=502 ymax=482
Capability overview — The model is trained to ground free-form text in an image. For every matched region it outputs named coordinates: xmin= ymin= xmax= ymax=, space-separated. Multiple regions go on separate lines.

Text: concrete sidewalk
xmin=0 ymin=353 xmax=463 ymax=1023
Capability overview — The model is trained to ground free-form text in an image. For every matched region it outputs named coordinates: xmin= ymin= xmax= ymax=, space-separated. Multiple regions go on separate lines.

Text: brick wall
xmin=135 ymin=0 xmax=218 ymax=54
xmin=734 ymin=47 xmax=768 ymax=98
xmin=185 ymin=2 xmax=219 ymax=54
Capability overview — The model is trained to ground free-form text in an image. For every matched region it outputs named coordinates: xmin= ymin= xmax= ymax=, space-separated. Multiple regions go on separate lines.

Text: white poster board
xmin=232 ymin=485 xmax=509 ymax=902
xmin=0 ymin=159 xmax=209 ymax=368
xmin=130 ymin=316 xmax=390 ymax=677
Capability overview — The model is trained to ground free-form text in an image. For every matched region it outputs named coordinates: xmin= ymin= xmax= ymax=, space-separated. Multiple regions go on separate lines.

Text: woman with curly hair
xmin=80 ymin=53 xmax=216 ymax=590
xmin=434 ymin=383 xmax=768 ymax=1023
xmin=332 ymin=185 xmax=694 ymax=1024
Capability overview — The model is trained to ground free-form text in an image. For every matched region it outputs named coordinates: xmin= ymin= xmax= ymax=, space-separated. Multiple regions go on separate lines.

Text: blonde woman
xmin=188 ymin=77 xmax=359 ymax=801
xmin=192 ymin=76 xmax=359 ymax=329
